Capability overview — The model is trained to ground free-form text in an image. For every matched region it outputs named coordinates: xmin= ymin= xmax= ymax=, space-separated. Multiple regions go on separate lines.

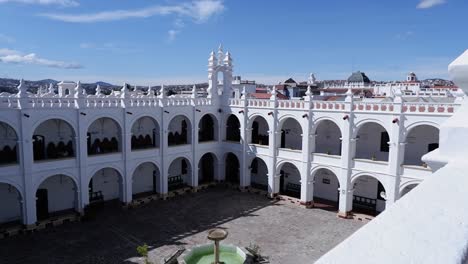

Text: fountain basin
xmin=179 ymin=244 xmax=250 ymax=264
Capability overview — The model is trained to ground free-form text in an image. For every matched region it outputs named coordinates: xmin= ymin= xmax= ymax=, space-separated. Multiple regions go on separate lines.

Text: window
xmin=380 ymin=132 xmax=389 ymax=152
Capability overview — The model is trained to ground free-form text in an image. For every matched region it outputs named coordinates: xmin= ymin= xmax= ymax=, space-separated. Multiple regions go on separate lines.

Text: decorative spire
xmin=308 ymin=73 xmax=316 ymax=85
xmin=208 ymin=51 xmax=217 ymax=67
xmin=305 ymin=85 xmax=313 ymax=96
xmin=223 ymin=51 xmax=233 ymax=67
xmin=17 ymin=79 xmax=28 ymax=98
xmin=96 ymin=85 xmax=101 ymax=96
xmin=346 ymin=87 xmax=353 ymax=97
xmin=75 ymin=81 xmax=86 ymax=98
xmin=241 ymin=86 xmax=246 ymax=99
xmin=158 ymin=85 xmax=166 ymax=98
xmin=48 ymin=83 xmax=54 ymax=94
xmin=191 ymin=84 xmax=198 ymax=98
xmin=270 ymin=85 xmax=277 ymax=100
xmin=217 ymin=44 xmax=224 ymax=61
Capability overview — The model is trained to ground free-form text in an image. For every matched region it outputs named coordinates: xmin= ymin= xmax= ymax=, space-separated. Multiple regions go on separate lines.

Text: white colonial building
xmin=0 ymin=47 xmax=463 ymax=228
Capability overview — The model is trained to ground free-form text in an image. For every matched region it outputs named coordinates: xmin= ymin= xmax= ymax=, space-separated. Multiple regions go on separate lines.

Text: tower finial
xmin=217 ymin=44 xmax=224 ymax=61
xmin=191 ymin=84 xmax=198 ymax=98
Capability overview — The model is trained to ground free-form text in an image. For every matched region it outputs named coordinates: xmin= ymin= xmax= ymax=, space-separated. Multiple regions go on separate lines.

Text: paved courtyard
xmin=0 ymin=186 xmax=364 ymax=264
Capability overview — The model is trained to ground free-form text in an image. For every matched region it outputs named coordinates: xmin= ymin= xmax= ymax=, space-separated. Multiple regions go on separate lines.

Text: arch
xmin=399 ymin=182 xmax=420 ymax=198
xmin=249 ymin=115 xmax=269 ymax=146
xmin=403 ymin=124 xmax=439 ymax=166
xmin=278 ymin=117 xmax=303 ymax=150
xmin=354 ymin=121 xmax=390 ymax=162
xmin=0 ymin=182 xmax=23 ymax=224
xmin=312 ymin=117 xmax=343 ymax=135
xmin=250 ymin=157 xmax=269 ymax=191
xmin=89 ymin=167 xmax=124 ymax=203
xmin=198 ymin=114 xmax=218 ymax=142
xmin=132 ymin=162 xmax=160 ymax=199
xmin=33 ymin=118 xmax=76 ymax=161
xmin=225 ymin=152 xmax=240 ymax=184
xmin=198 ymin=152 xmax=218 ymax=184
xmin=351 ymin=174 xmax=387 ymax=215
xmin=0 ymin=121 xmax=19 ymax=165
xmin=168 ymin=115 xmax=192 ymax=146
xmin=168 ymin=157 xmax=192 ymax=191
xmin=87 ymin=117 xmax=122 ymax=156
xmin=403 ymin=121 xmax=439 ymax=140
xmin=312 ymin=168 xmax=340 ymax=206
xmin=131 ymin=116 xmax=160 ymax=150
xmin=225 ymin=114 xmax=241 ymax=142
xmin=314 ymin=119 xmax=342 ymax=155
xmin=277 ymin=162 xmax=301 ymax=199
xmin=36 ymin=174 xmax=78 ymax=221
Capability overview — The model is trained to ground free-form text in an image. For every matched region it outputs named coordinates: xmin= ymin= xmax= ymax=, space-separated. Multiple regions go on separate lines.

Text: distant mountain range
xmin=0 ymin=78 xmax=209 ymax=95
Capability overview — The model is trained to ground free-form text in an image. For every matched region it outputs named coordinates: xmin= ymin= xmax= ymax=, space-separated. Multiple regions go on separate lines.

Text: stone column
xmin=337 ymin=89 xmax=354 ymax=218
xmin=387 ymin=91 xmax=404 ymax=203
xmin=300 ymin=109 xmax=313 ymax=207
xmin=18 ymin=107 xmax=37 ymax=226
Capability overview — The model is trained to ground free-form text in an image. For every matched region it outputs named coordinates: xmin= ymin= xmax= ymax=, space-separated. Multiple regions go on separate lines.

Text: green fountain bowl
xmin=180 ymin=244 xmax=249 ymax=264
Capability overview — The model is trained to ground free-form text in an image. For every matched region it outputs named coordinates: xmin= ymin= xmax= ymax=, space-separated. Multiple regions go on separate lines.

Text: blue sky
xmin=0 ymin=0 xmax=466 ymax=84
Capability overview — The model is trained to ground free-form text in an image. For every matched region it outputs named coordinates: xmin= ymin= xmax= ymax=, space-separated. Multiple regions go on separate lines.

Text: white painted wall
xmin=315 ymin=120 xmax=342 ymax=155
xmin=0 ymin=183 xmax=21 ymax=223
xmin=131 ymin=116 xmax=159 ymax=148
xmin=280 ymin=118 xmax=302 ymax=150
xmin=404 ymin=125 xmax=439 ymax=166
xmin=38 ymin=175 xmax=76 ymax=213
xmin=250 ymin=158 xmax=268 ymax=187
xmin=88 ymin=118 xmax=121 ymax=150
xmin=314 ymin=169 xmax=339 ymax=202
xmin=168 ymin=158 xmax=192 ymax=184
xmin=34 ymin=119 xmax=75 ymax=145
xmin=281 ymin=163 xmax=301 ymax=187
xmin=355 ymin=123 xmax=389 ymax=161
xmin=168 ymin=115 xmax=192 ymax=144
xmin=132 ymin=163 xmax=159 ymax=195
xmin=0 ymin=122 xmax=17 ymax=149
xmin=353 ymin=176 xmax=386 ymax=212
xmin=91 ymin=168 xmax=121 ymax=201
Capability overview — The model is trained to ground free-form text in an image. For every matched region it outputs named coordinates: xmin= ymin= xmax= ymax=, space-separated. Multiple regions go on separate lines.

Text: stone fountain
xmin=178 ymin=229 xmax=251 ymax=264
xmin=207 ymin=229 xmax=228 ymax=264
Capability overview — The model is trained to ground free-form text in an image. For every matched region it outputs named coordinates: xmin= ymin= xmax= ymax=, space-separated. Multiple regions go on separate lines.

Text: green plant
xmin=137 ymin=244 xmax=151 ymax=264
xmin=248 ymin=242 xmax=261 ymax=257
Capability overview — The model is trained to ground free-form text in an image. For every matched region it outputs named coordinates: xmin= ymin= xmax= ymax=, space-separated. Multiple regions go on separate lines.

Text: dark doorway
xmin=279 ymin=170 xmax=285 ymax=193
xmin=225 ymin=153 xmax=240 ymax=184
xmin=199 ymin=154 xmax=215 ymax=184
xmin=152 ymin=170 xmax=157 ymax=194
xmin=280 ymin=130 xmax=286 ymax=148
xmin=36 ymin=189 xmax=49 ymax=220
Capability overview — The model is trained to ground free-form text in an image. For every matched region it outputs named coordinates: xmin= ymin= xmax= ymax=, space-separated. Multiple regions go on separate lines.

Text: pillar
xmin=338 ymin=89 xmax=354 ymax=218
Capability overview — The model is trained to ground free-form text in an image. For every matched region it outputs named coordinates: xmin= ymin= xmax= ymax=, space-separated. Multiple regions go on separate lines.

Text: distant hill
xmin=0 ymin=78 xmax=209 ymax=95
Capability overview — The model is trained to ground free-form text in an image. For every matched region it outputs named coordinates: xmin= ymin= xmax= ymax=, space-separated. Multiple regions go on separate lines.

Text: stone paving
xmin=0 ymin=186 xmax=365 ymax=264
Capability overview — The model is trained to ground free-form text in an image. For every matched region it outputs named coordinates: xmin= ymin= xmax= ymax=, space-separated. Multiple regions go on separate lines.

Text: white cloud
xmin=0 ymin=34 xmax=15 ymax=43
xmin=167 ymin=30 xmax=180 ymax=42
xmin=0 ymin=0 xmax=78 ymax=7
xmin=417 ymin=0 xmax=446 ymax=9
xmin=0 ymin=48 xmax=82 ymax=69
xmin=40 ymin=0 xmax=224 ymax=23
